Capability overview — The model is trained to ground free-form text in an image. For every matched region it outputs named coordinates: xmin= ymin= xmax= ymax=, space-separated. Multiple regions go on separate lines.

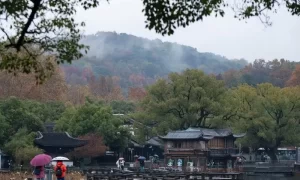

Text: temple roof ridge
xmin=34 ymin=131 xmax=88 ymax=148
xmin=160 ymin=127 xmax=246 ymax=140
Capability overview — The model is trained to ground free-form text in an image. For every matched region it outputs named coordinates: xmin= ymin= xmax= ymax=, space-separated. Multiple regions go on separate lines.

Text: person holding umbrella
xmin=116 ymin=157 xmax=125 ymax=171
xmin=54 ymin=160 xmax=67 ymax=180
xmin=30 ymin=154 xmax=52 ymax=180
xmin=138 ymin=156 xmax=146 ymax=172
xmin=152 ymin=154 xmax=159 ymax=169
xmin=33 ymin=166 xmax=45 ymax=180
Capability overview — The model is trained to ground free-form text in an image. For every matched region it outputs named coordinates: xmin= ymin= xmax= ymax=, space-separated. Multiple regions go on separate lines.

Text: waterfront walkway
xmin=86 ymin=168 xmax=244 ymax=180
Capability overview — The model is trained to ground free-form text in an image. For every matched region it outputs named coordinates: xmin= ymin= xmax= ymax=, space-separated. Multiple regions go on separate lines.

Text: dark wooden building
xmin=160 ymin=127 xmax=245 ymax=171
xmin=124 ymin=137 xmax=164 ymax=162
xmin=34 ymin=131 xmax=88 ymax=157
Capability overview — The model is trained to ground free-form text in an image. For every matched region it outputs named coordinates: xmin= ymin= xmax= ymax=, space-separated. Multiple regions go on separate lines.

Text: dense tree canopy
xmin=135 ymin=69 xmax=227 ymax=135
xmin=0 ymin=96 xmax=133 ymax=164
xmin=224 ymin=83 xmax=300 ymax=159
xmin=218 ymin=59 xmax=298 ymax=88
xmin=1 ymin=54 xmax=300 ymax=163
xmin=4 ymin=128 xmax=43 ymax=164
xmin=0 ymin=0 xmax=101 ymax=80
xmin=142 ymin=0 xmax=300 ymax=35
xmin=0 ymin=97 xmax=64 ymax=164
xmin=55 ymin=98 xmax=131 ymax=151
xmin=133 ymin=69 xmax=300 ymax=160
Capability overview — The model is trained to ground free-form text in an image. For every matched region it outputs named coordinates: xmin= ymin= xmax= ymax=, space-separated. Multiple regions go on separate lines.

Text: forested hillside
xmin=61 ymin=32 xmax=248 ymax=90
xmin=218 ymin=59 xmax=300 ymax=87
xmin=1 ymin=33 xmax=300 ymax=163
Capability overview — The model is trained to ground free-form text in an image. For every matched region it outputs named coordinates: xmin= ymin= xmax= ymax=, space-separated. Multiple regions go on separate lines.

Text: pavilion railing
xmin=209 ymin=148 xmax=239 ymax=156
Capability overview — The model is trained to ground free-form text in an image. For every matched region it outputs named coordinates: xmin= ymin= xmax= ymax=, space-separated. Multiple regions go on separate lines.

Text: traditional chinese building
xmin=34 ymin=123 xmax=88 ymax=156
xmin=124 ymin=137 xmax=164 ymax=162
xmin=160 ymin=127 xmax=245 ymax=172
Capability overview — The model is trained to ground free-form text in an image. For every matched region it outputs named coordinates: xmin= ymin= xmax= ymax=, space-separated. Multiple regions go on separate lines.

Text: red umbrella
xmin=30 ymin=154 xmax=52 ymax=166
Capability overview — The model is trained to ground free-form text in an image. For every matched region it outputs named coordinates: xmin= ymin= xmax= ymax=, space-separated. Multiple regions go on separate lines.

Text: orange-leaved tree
xmin=286 ymin=65 xmax=300 ymax=87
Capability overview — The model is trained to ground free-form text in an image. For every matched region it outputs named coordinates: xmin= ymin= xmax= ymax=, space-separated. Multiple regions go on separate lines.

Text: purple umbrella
xmin=30 ymin=154 xmax=52 ymax=166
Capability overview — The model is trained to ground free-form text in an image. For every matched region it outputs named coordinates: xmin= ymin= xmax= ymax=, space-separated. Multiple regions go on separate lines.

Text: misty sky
xmin=75 ymin=0 xmax=299 ymax=62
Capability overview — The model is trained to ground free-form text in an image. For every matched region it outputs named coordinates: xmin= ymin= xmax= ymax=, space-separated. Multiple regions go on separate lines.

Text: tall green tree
xmin=0 ymin=0 xmax=99 ymax=81
xmin=55 ymin=100 xmax=131 ymax=151
xmin=137 ymin=69 xmax=227 ymax=134
xmin=4 ymin=128 xmax=43 ymax=164
xmin=24 ymin=100 xmax=66 ymax=122
xmin=110 ymin=100 xmax=136 ymax=114
xmin=226 ymin=83 xmax=300 ymax=160
xmin=0 ymin=97 xmax=65 ymax=153
xmin=0 ymin=97 xmax=44 ymax=134
xmin=0 ymin=113 xmax=10 ymax=147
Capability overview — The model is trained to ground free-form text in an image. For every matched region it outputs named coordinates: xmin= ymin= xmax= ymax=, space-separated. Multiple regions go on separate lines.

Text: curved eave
xmin=36 ymin=131 xmax=43 ymax=139
xmin=145 ymin=142 xmax=163 ymax=147
xmin=34 ymin=131 xmax=88 ymax=148
xmin=159 ymin=136 xmax=209 ymax=141
xmin=203 ymin=136 xmax=214 ymax=140
xmin=34 ymin=140 xmax=88 ymax=148
xmin=233 ymin=133 xmax=246 ymax=138
xmin=129 ymin=140 xmax=144 ymax=148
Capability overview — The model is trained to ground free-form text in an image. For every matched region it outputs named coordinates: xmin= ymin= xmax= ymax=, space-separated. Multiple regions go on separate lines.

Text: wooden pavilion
xmin=160 ymin=127 xmax=245 ymax=172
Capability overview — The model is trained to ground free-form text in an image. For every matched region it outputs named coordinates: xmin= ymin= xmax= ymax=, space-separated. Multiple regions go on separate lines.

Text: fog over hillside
xmin=62 ymin=31 xmax=249 ymax=89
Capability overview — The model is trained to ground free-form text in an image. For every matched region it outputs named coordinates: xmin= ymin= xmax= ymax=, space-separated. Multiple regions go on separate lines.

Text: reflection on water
xmin=246 ymin=175 xmax=297 ymax=180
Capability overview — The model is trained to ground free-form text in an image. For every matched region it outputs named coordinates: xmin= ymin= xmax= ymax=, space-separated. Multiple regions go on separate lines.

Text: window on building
xmin=226 ymin=138 xmax=234 ymax=148
xmin=174 ymin=142 xmax=182 ymax=148
xmin=208 ymin=138 xmax=225 ymax=148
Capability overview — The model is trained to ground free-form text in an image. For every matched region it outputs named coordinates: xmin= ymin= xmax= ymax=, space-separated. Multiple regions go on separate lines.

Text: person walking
xmin=139 ymin=159 xmax=145 ymax=172
xmin=116 ymin=159 xmax=120 ymax=169
xmin=116 ymin=158 xmax=125 ymax=171
xmin=120 ymin=159 xmax=125 ymax=171
xmin=33 ymin=166 xmax=45 ymax=180
xmin=54 ymin=160 xmax=67 ymax=180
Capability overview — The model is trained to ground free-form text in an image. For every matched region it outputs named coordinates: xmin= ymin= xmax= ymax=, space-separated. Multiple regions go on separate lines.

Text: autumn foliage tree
xmin=286 ymin=65 xmax=300 ymax=87
xmin=217 ymin=59 xmax=297 ymax=88
xmin=0 ymin=61 xmax=67 ymax=102
xmin=128 ymin=87 xmax=147 ymax=101
xmin=129 ymin=74 xmax=146 ymax=87
xmin=66 ymin=85 xmax=92 ymax=105
xmin=88 ymin=75 xmax=124 ymax=102
xmin=68 ymin=134 xmax=107 ymax=158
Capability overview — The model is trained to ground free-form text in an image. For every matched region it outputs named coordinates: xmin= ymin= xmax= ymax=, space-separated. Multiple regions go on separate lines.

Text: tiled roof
xmin=146 ymin=137 xmax=163 ymax=147
xmin=160 ymin=127 xmax=245 ymax=140
xmin=160 ymin=130 xmax=203 ymax=140
xmin=34 ymin=131 xmax=88 ymax=148
xmin=186 ymin=127 xmax=232 ymax=137
xmin=130 ymin=140 xmax=144 ymax=148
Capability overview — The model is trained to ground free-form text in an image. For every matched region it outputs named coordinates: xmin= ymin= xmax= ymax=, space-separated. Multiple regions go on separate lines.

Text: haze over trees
xmin=63 ymin=32 xmax=247 ymax=91
xmin=1 ymin=0 xmax=298 ymax=80
xmin=0 ymin=3 xmax=299 ymax=161
xmin=0 ymin=0 xmax=298 ymax=166
xmin=0 ymin=56 xmax=300 ymax=163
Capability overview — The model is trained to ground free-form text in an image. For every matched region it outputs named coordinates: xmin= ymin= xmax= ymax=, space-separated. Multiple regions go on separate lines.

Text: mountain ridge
xmin=62 ymin=31 xmax=249 ymax=89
